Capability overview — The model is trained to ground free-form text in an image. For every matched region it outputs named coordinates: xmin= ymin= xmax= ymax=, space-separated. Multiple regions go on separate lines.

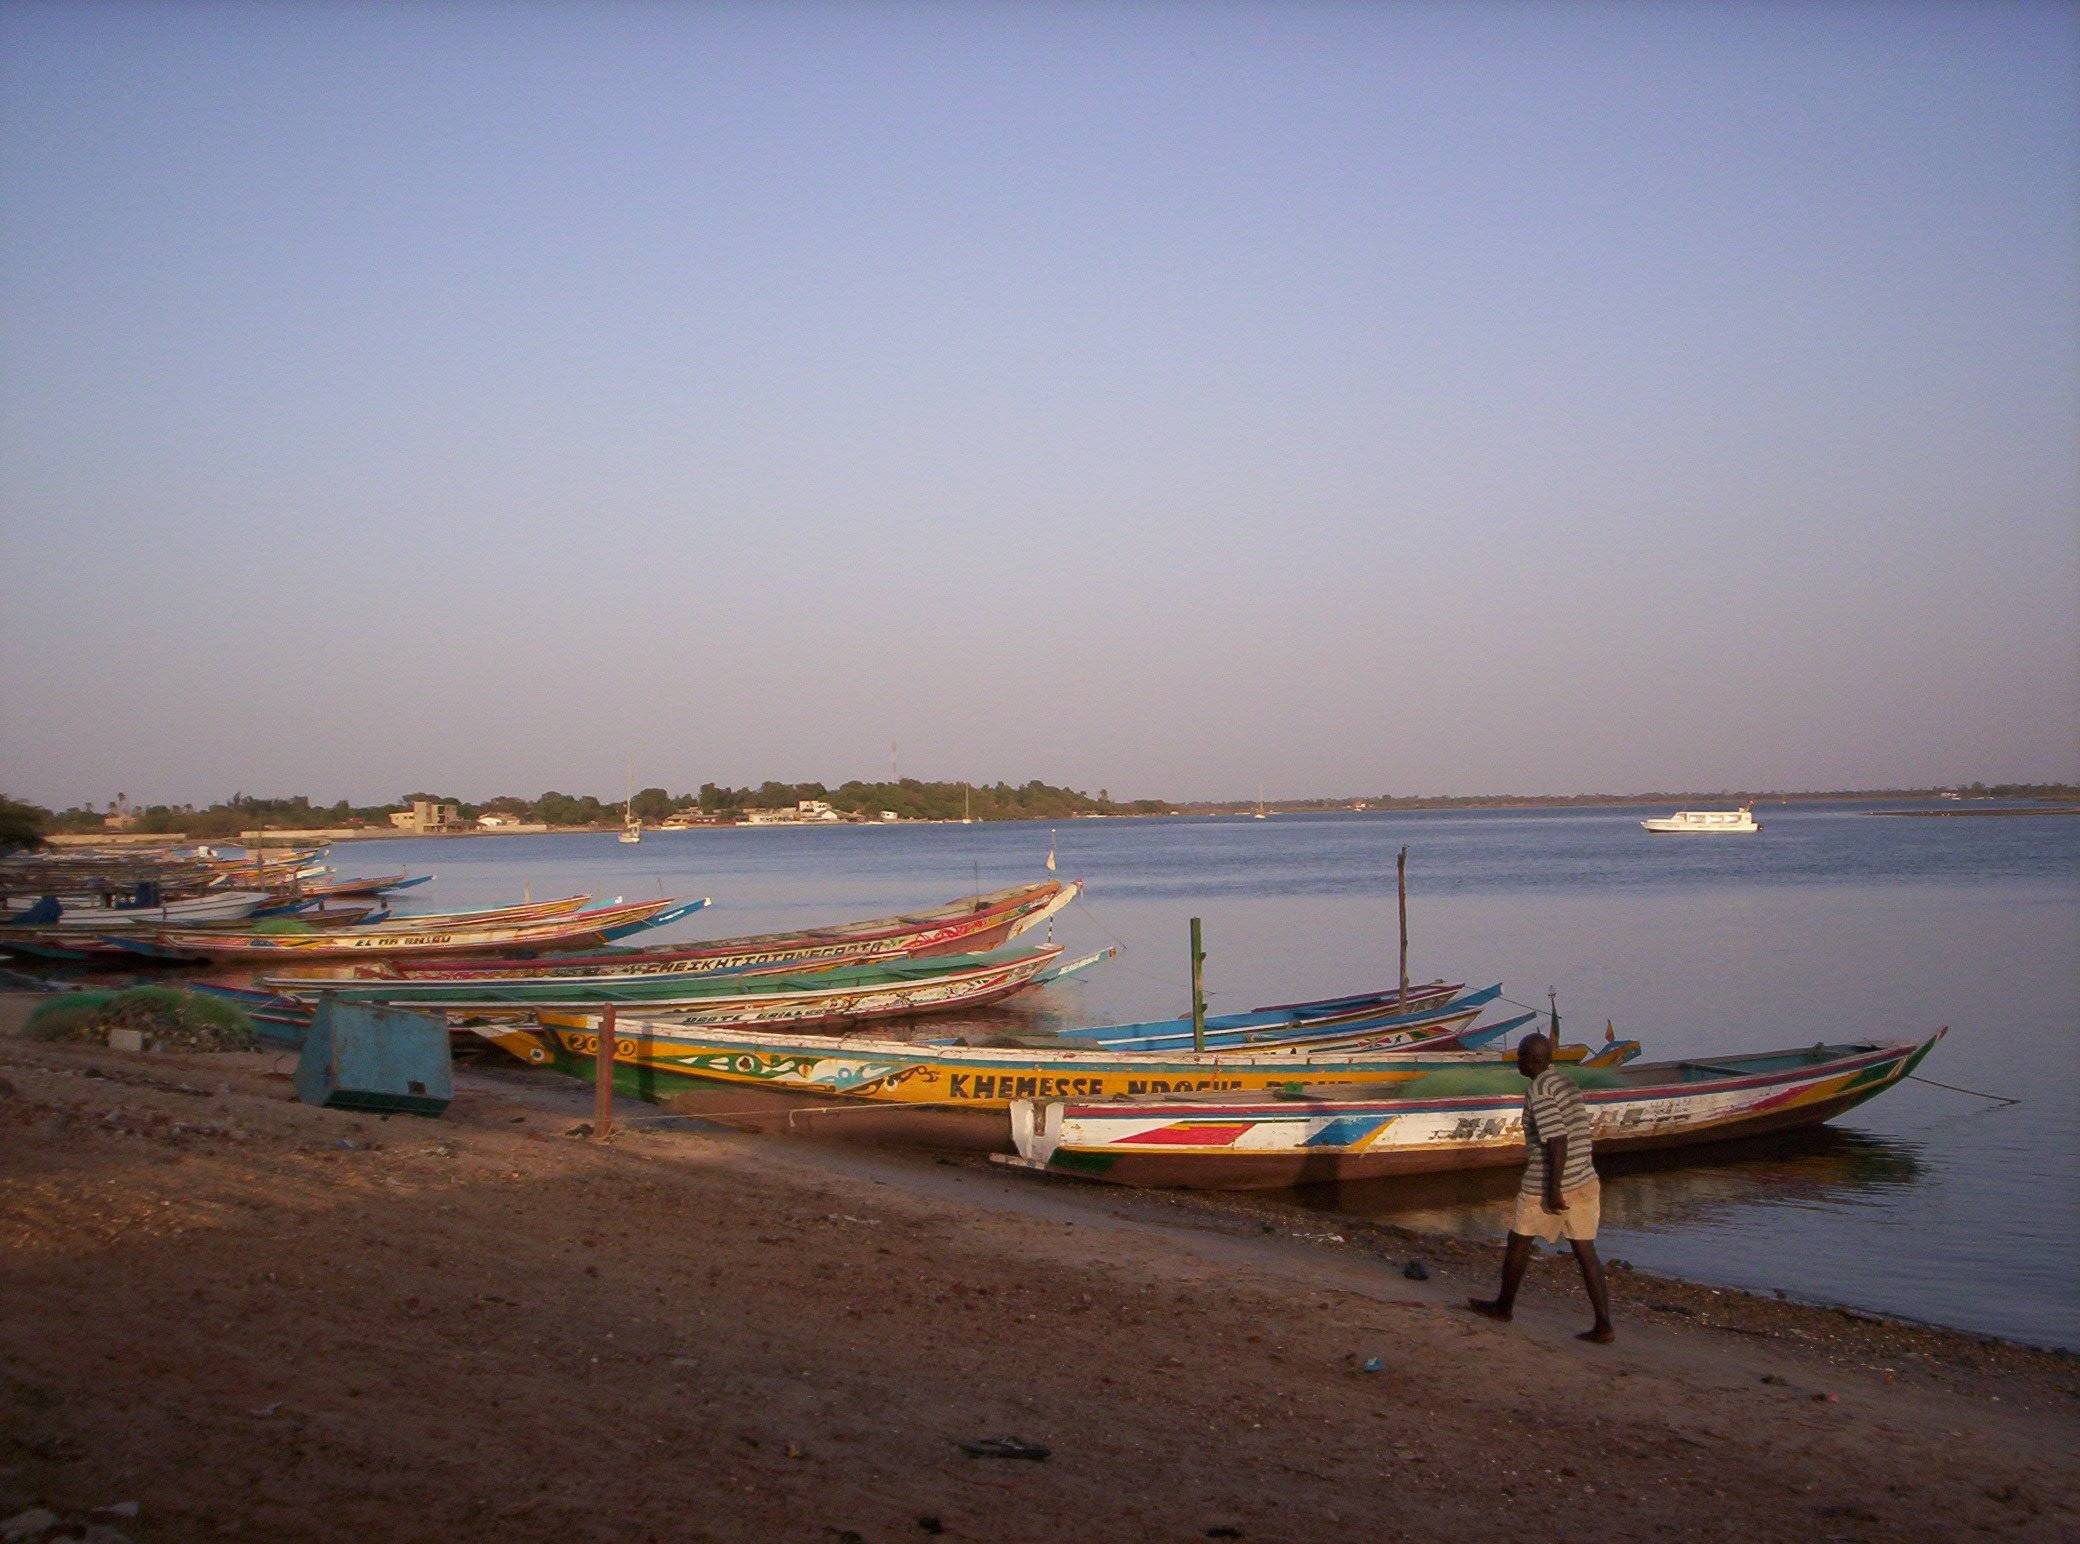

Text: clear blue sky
xmin=2 ymin=1 xmax=2075 ymax=807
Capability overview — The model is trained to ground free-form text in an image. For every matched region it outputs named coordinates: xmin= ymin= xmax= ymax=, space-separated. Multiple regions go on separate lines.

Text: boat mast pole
xmin=1189 ymin=916 xmax=1207 ymax=1053
xmin=1396 ymin=845 xmax=1409 ymax=1010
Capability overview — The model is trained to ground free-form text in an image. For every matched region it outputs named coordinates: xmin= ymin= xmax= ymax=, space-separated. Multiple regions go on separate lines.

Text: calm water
xmin=354 ymin=803 xmax=2078 ymax=1348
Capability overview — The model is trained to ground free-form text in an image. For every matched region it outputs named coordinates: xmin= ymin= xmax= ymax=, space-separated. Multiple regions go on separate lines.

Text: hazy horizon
xmin=4 ymin=2 xmax=2076 ymax=809
xmin=8 ymin=769 xmax=2078 ymax=818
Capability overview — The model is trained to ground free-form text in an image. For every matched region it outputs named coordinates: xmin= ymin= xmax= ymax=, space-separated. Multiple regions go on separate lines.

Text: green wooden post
xmin=1396 ymin=846 xmax=1410 ymax=1010
xmin=1189 ymin=916 xmax=1207 ymax=1053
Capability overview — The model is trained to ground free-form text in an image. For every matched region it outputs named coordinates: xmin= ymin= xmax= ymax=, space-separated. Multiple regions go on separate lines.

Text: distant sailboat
xmin=1254 ymin=784 xmax=1269 ymax=820
xmin=620 ymin=764 xmax=643 ymax=844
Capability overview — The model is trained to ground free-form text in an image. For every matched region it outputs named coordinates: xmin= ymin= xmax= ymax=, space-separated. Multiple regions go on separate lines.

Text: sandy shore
xmin=1 ymin=1000 xmax=2073 ymax=1543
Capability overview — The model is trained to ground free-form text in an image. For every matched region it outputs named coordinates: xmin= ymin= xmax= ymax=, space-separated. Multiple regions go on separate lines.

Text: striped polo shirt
xmin=1521 ymin=1066 xmax=1597 ymax=1196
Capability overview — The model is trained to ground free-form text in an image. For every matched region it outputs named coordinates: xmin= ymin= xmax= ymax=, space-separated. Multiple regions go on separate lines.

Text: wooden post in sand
xmin=1396 ymin=846 xmax=1409 ymax=1010
xmin=1189 ymin=917 xmax=1207 ymax=1054
xmin=593 ymin=1004 xmax=617 ymax=1140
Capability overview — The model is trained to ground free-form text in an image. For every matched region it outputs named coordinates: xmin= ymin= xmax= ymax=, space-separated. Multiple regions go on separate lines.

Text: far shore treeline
xmin=1 ymin=780 xmax=2075 ymax=851
xmin=1 ymin=780 xmax=1169 ymax=842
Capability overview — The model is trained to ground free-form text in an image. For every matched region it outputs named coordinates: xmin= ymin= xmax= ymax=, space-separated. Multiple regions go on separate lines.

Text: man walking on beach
xmin=1468 ymin=1032 xmax=1616 ymax=1343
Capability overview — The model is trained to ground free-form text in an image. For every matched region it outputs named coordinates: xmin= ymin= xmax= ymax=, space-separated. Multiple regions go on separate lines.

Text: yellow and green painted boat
xmin=473 ymin=1008 xmax=1637 ymax=1150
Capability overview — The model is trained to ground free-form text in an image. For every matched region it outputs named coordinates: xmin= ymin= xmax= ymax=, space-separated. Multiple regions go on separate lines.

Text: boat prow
xmin=1000 ymin=1028 xmax=1947 ymax=1190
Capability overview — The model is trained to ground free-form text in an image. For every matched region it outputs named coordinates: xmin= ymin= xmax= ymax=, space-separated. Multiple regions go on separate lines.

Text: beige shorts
xmin=1512 ymin=1178 xmax=1601 ymax=1243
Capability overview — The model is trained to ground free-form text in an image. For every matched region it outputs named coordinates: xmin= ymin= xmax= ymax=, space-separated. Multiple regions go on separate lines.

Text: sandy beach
xmin=1 ymin=997 xmax=2073 ymax=1544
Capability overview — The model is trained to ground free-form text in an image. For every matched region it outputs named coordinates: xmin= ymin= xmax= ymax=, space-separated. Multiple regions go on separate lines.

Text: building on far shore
xmin=741 ymin=799 xmax=846 ymax=826
xmin=659 ymin=811 xmax=732 ymax=828
xmin=390 ymin=800 xmax=464 ymax=834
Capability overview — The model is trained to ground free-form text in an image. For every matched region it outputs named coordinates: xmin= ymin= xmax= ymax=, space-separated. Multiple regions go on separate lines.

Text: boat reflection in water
xmin=1276 ymin=1125 xmax=1927 ymax=1240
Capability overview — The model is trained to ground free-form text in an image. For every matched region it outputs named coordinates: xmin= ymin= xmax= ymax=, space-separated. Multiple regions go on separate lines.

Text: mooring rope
xmin=1906 ymin=1073 xmax=2020 ymax=1106
xmin=1066 ymin=893 xmax=1216 ymax=998
xmin=589 ymin=1097 xmax=987 ymax=1128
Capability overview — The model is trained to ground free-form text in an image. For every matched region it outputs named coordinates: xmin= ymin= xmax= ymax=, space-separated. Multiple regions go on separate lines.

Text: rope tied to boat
xmin=1905 ymin=1074 xmax=2020 ymax=1107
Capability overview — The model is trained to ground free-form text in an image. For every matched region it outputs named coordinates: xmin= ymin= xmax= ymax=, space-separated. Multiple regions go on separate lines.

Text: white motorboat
xmin=1641 ymin=805 xmax=1761 ymax=834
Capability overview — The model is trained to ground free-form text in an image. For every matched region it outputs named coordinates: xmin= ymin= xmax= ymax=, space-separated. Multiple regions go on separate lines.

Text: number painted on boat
xmin=562 ymin=1033 xmax=642 ymax=1062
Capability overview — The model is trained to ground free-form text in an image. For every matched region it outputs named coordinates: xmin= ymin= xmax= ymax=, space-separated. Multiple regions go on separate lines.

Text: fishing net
xmin=252 ymin=917 xmax=316 ymax=935
xmin=25 ymin=985 xmax=257 ymax=1051
xmin=24 ymin=990 xmax=115 ymax=1041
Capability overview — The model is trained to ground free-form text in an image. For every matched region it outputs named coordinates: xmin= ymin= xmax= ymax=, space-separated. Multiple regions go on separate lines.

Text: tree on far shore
xmin=0 ymin=795 xmax=49 ymax=853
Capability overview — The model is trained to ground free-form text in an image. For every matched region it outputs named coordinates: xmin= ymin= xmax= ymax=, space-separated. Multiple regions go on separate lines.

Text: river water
xmin=351 ymin=802 xmax=2078 ymax=1348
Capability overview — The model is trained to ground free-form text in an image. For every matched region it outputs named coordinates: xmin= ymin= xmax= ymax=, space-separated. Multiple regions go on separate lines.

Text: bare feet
xmin=1577 ymin=1324 xmax=1616 ymax=1344
xmin=1466 ymin=1298 xmax=1513 ymax=1322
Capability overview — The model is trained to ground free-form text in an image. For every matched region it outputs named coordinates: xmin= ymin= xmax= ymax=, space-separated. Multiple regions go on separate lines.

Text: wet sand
xmin=1 ymin=1000 xmax=2073 ymax=1542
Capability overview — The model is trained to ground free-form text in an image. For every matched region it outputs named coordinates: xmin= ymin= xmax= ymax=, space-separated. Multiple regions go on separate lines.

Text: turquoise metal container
xmin=295 ymin=1000 xmax=453 ymax=1117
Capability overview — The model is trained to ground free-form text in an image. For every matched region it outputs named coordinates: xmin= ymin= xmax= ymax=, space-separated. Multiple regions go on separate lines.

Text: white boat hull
xmin=0 ymin=889 xmax=275 ymax=927
xmin=1641 ymin=809 xmax=1760 ymax=834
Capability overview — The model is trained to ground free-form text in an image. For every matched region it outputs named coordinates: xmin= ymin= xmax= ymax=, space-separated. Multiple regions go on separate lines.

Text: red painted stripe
xmin=1113 ymin=1121 xmax=1256 ymax=1147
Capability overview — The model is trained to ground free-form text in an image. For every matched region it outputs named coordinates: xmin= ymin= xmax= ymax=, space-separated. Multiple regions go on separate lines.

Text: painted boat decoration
xmin=999 ymin=1031 xmax=1946 ymax=1191
xmin=263 ymin=944 xmax=1115 ymax=1024
xmin=356 ymin=880 xmax=1081 ymax=982
xmin=105 ymin=896 xmax=710 ymax=962
xmin=465 ymin=1008 xmax=1620 ymax=1152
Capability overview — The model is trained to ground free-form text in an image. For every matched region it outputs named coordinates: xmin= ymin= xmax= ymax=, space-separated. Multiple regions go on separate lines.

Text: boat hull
xmin=370 ymin=881 xmax=1079 ymax=981
xmin=275 ymin=945 xmax=1091 ymax=1023
xmin=0 ymin=889 xmax=274 ymax=927
xmin=476 ymin=1011 xmax=1605 ymax=1155
xmin=128 ymin=897 xmax=706 ymax=961
xmin=1005 ymin=1033 xmax=1943 ymax=1190
xmin=1640 ymin=810 xmax=1761 ymax=833
xmin=1051 ymin=983 xmax=1494 ymax=1054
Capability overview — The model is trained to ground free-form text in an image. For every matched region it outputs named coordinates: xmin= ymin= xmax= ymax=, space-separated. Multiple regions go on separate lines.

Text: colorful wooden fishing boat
xmin=287 ymin=873 xmax=434 ymax=899
xmin=1039 ymin=982 xmax=1494 ymax=1054
xmin=264 ymin=944 xmax=1113 ymax=1022
xmin=107 ymin=896 xmax=709 ymax=962
xmin=465 ymin=1007 xmax=1616 ymax=1151
xmin=190 ymin=848 xmax=330 ymax=885
xmin=0 ymin=890 xmax=311 ymax=959
xmin=356 ymin=880 xmax=1081 ymax=982
xmin=998 ymin=1031 xmax=1945 ymax=1190
xmin=322 ymin=893 xmax=600 ymax=928
xmin=2 ymin=893 xmax=609 ymax=964
xmin=0 ymin=889 xmax=276 ymax=927
xmin=266 ymin=904 xmax=389 ymax=930
xmin=216 ymin=893 xmax=599 ymax=940
xmin=0 ymin=871 xmax=223 ymax=908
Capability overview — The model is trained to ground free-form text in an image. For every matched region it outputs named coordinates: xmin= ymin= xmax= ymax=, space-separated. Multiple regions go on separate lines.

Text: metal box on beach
xmin=294 ymin=1000 xmax=453 ymax=1117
